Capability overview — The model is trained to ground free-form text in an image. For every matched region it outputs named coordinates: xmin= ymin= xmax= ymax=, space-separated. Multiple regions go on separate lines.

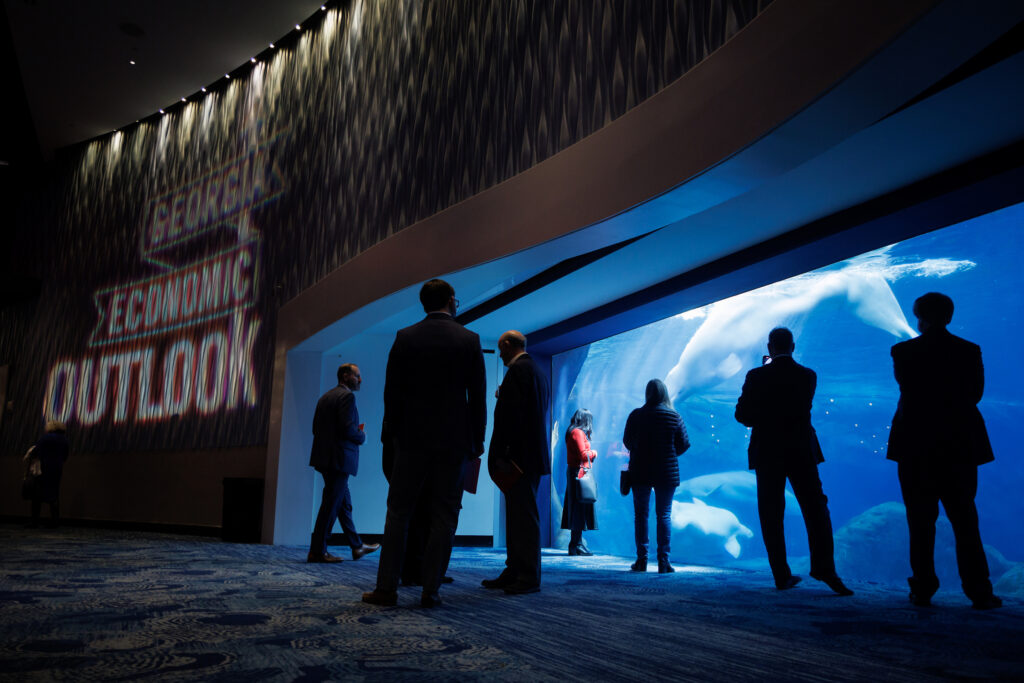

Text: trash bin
xmin=222 ymin=477 xmax=264 ymax=543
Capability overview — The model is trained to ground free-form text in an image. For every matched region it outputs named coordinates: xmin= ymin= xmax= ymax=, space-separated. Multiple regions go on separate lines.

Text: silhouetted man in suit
xmin=363 ymin=279 xmax=487 ymax=608
xmin=735 ymin=327 xmax=852 ymax=596
xmin=483 ymin=331 xmax=551 ymax=595
xmin=888 ymin=292 xmax=1001 ymax=610
xmin=308 ymin=364 xmax=379 ymax=563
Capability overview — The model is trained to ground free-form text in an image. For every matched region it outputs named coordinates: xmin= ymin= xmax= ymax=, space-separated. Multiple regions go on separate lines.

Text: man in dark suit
xmin=888 ymin=292 xmax=1001 ymax=610
xmin=363 ymin=279 xmax=487 ymax=608
xmin=308 ymin=363 xmax=380 ymax=563
xmin=483 ymin=330 xmax=551 ymax=595
xmin=735 ymin=327 xmax=852 ymax=595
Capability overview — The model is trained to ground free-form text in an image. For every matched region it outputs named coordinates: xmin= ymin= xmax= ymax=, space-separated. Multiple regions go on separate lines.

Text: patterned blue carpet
xmin=1 ymin=525 xmax=1022 ymax=681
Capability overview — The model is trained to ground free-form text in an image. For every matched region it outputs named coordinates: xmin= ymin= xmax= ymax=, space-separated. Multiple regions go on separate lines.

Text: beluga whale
xmin=671 ymin=498 xmax=755 ymax=558
xmin=664 ymin=248 xmax=973 ymax=399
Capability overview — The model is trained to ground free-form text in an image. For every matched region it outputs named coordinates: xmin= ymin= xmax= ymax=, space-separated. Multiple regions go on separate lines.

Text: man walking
xmin=363 ymin=279 xmax=487 ymax=607
xmin=483 ymin=330 xmax=551 ymax=595
xmin=735 ymin=327 xmax=852 ymax=596
xmin=888 ymin=292 xmax=1001 ymax=609
xmin=308 ymin=363 xmax=379 ymax=563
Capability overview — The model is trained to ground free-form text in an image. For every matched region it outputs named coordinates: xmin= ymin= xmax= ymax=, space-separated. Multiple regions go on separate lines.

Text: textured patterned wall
xmin=0 ymin=0 xmax=771 ymax=454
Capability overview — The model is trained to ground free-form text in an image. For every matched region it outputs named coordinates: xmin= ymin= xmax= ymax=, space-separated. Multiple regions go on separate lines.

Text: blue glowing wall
xmin=551 ymin=203 xmax=1024 ymax=588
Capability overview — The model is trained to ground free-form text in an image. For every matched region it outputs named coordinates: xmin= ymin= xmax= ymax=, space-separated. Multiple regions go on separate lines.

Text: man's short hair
xmin=768 ymin=327 xmax=794 ymax=351
xmin=913 ymin=292 xmax=954 ymax=327
xmin=419 ymin=279 xmax=455 ymax=313
xmin=337 ymin=363 xmax=358 ymax=384
xmin=500 ymin=330 xmax=527 ymax=350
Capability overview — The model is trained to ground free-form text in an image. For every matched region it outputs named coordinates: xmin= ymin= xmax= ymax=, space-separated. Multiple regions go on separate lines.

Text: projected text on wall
xmin=42 ymin=143 xmax=284 ymax=427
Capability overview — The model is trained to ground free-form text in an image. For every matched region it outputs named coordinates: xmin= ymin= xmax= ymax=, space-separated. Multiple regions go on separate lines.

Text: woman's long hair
xmin=565 ymin=408 xmax=593 ymax=440
xmin=644 ymin=379 xmax=673 ymax=410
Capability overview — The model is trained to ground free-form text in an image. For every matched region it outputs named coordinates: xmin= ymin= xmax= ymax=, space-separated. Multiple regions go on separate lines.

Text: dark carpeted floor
xmin=1 ymin=525 xmax=1022 ymax=681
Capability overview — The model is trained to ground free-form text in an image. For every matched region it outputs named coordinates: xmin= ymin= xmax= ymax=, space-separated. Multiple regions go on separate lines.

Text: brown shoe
xmin=361 ymin=589 xmax=398 ymax=606
xmin=352 ymin=543 xmax=380 ymax=560
xmin=307 ymin=552 xmax=343 ymax=563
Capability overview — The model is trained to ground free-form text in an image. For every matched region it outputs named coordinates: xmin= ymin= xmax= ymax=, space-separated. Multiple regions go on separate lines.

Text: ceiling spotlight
xmin=250 ymin=57 xmax=256 ymax=63
xmin=159 ymin=109 xmax=165 ymax=114
xmin=321 ymin=5 xmax=326 ymax=10
xmin=180 ymin=97 xmax=186 ymax=102
xmin=129 ymin=59 xmax=136 ymax=65
xmin=225 ymin=74 xmax=231 ymax=79
xmin=201 ymin=86 xmax=207 ymax=92
xmin=269 ymin=42 xmax=275 ymax=48
xmin=295 ymin=23 xmax=301 ymax=30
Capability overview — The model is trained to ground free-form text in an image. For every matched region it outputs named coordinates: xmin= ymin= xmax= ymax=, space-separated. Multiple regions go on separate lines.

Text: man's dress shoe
xmin=361 ymin=590 xmax=397 ymax=606
xmin=810 ymin=572 xmax=854 ymax=596
xmin=776 ymin=575 xmax=802 ymax=590
xmin=503 ymin=582 xmax=541 ymax=595
xmin=307 ymin=552 xmax=343 ymax=564
xmin=481 ymin=575 xmax=515 ymax=589
xmin=972 ymin=595 xmax=1002 ymax=610
xmin=420 ymin=592 xmax=443 ymax=608
xmin=352 ymin=543 xmax=380 ymax=560
xmin=658 ymin=562 xmax=675 ymax=574
xmin=630 ymin=559 xmax=647 ymax=572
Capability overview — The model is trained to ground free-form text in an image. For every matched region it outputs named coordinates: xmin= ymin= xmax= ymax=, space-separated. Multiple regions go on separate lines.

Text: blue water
xmin=551 ymin=203 xmax=1024 ymax=585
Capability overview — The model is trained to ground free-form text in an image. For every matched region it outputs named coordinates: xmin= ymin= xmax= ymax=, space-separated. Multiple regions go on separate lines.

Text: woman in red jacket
xmin=561 ymin=409 xmax=597 ymax=555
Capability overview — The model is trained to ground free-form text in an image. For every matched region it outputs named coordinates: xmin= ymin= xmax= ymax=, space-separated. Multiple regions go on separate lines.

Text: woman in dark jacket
xmin=26 ymin=420 xmax=70 ymax=528
xmin=561 ymin=409 xmax=597 ymax=555
xmin=623 ymin=380 xmax=689 ymax=573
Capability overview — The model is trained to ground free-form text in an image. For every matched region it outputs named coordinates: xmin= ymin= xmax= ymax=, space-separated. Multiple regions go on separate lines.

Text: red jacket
xmin=566 ymin=428 xmax=596 ymax=479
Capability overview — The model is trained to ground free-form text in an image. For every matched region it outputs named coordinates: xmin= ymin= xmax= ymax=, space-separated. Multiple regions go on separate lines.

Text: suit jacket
xmin=887 ymin=328 xmax=993 ymax=466
xmin=383 ymin=312 xmax=487 ymax=462
xmin=623 ymin=404 xmax=689 ymax=487
xmin=735 ymin=355 xmax=824 ymax=470
xmin=489 ymin=353 xmax=551 ymax=476
xmin=309 ymin=384 xmax=366 ymax=475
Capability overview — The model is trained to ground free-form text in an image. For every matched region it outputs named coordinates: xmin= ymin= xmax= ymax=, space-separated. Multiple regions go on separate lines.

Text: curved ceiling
xmin=3 ymin=0 xmax=324 ymax=156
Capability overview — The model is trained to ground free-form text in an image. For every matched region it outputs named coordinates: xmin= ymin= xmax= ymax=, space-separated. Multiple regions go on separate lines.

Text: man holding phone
xmin=735 ymin=327 xmax=852 ymax=596
xmin=308 ymin=363 xmax=379 ymax=563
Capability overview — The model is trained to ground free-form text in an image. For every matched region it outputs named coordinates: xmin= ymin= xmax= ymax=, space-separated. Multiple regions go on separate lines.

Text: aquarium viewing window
xmin=550 ymin=201 xmax=1024 ymax=588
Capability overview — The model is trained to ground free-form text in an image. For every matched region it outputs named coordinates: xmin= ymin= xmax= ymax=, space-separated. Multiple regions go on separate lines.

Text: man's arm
xmin=383 ymin=336 xmax=403 ymax=442
xmin=338 ymin=392 xmax=365 ymax=446
xmin=467 ymin=335 xmax=487 ymax=456
xmin=734 ymin=371 xmax=758 ymax=427
xmin=968 ymin=345 xmax=985 ymax=405
xmin=891 ymin=345 xmax=905 ymax=390
xmin=806 ymin=368 xmax=817 ymax=413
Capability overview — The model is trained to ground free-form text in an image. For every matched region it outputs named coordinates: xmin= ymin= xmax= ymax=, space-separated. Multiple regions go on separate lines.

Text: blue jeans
xmin=633 ymin=483 xmax=675 ymax=563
